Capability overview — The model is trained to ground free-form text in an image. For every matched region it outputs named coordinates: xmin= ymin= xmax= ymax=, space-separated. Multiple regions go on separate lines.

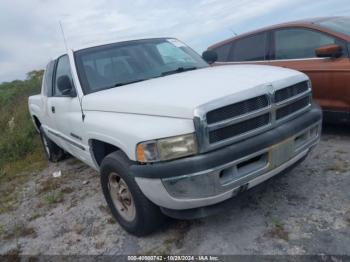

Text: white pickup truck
xmin=28 ymin=38 xmax=322 ymax=235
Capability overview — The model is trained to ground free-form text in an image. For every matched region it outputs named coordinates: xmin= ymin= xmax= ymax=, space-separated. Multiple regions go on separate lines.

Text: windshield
xmin=316 ymin=17 xmax=350 ymax=36
xmin=74 ymin=38 xmax=208 ymax=94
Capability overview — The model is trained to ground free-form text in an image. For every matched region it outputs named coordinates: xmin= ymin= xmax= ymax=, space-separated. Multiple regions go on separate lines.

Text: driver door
xmin=49 ymin=55 xmax=86 ymax=158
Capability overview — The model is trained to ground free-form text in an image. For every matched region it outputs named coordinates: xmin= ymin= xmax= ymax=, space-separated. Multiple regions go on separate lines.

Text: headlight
xmin=136 ymin=133 xmax=197 ymax=162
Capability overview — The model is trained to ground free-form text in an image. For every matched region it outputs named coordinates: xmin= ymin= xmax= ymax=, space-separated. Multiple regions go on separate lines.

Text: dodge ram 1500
xmin=28 ymin=38 xmax=322 ymax=235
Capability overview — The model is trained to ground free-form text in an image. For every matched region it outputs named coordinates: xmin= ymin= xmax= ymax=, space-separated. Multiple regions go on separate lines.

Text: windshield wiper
xmin=161 ymin=66 xmax=197 ymax=76
xmin=100 ymin=79 xmax=147 ymax=91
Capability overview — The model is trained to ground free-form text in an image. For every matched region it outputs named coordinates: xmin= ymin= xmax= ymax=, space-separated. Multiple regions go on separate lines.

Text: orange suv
xmin=205 ymin=17 xmax=350 ymax=121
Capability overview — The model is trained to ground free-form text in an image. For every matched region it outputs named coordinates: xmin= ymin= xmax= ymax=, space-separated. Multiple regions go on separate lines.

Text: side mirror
xmin=57 ymin=75 xmax=76 ymax=97
xmin=202 ymin=50 xmax=218 ymax=64
xmin=315 ymin=44 xmax=342 ymax=58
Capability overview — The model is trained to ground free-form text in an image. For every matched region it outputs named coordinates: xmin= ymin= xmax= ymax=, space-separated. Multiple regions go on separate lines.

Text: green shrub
xmin=0 ymin=71 xmax=44 ymax=172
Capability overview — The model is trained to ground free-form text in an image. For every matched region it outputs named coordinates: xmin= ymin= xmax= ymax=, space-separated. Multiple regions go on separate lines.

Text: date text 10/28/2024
xmin=127 ymin=255 xmax=219 ymax=261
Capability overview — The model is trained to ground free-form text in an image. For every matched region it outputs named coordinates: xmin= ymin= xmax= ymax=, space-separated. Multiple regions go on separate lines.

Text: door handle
xmin=51 ymin=106 xmax=55 ymax=113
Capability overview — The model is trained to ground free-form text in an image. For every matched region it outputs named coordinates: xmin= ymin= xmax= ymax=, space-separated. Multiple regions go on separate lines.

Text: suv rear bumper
xmin=131 ymin=104 xmax=322 ymax=211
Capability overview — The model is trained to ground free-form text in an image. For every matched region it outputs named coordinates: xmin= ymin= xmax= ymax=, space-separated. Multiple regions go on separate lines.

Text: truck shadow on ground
xmin=322 ymin=121 xmax=350 ymax=136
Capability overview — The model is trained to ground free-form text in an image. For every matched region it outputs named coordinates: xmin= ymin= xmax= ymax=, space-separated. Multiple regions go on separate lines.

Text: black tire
xmin=39 ymin=127 xmax=65 ymax=162
xmin=100 ymin=151 xmax=164 ymax=236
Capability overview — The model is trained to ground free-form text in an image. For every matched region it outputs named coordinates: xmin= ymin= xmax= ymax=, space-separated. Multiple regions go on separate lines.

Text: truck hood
xmin=82 ymin=65 xmax=308 ymax=119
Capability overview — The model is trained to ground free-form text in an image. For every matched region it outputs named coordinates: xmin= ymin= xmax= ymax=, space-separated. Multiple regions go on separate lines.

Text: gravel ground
xmin=0 ymin=124 xmax=349 ymax=255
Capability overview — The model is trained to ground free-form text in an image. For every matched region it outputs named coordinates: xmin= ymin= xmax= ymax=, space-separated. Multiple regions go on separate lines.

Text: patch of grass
xmin=272 ymin=218 xmax=284 ymax=229
xmin=0 ymin=149 xmax=47 ymax=214
xmin=28 ymin=212 xmax=42 ymax=221
xmin=142 ymin=221 xmax=192 ymax=255
xmin=95 ymin=241 xmax=105 ymax=249
xmin=326 ymin=160 xmax=349 ymax=173
xmin=0 ymin=71 xmax=44 ymax=169
xmin=0 ymin=191 xmax=18 ymax=214
xmin=345 ymin=211 xmax=350 ymax=226
xmin=106 ymin=217 xmax=116 ymax=224
xmin=19 ymin=226 xmax=37 ymax=238
xmin=0 ymin=223 xmax=5 ymax=236
xmin=66 ymin=198 xmax=78 ymax=211
xmin=0 ymin=146 xmax=46 ymax=180
xmin=265 ymin=218 xmax=289 ymax=242
xmin=43 ymin=190 xmax=64 ymax=205
xmin=38 ymin=178 xmax=61 ymax=194
xmin=61 ymin=187 xmax=74 ymax=194
xmin=0 ymin=71 xmax=46 ymax=214
xmin=2 ymin=223 xmax=37 ymax=240
xmin=4 ymin=247 xmax=21 ymax=256
xmin=335 ymin=149 xmax=347 ymax=154
xmin=73 ymin=223 xmax=85 ymax=235
xmin=98 ymin=204 xmax=112 ymax=215
xmin=346 ymin=217 xmax=350 ymax=226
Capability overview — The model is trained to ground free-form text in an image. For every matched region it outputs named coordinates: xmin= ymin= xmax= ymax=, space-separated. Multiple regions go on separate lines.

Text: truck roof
xmin=55 ymin=36 xmax=174 ymax=59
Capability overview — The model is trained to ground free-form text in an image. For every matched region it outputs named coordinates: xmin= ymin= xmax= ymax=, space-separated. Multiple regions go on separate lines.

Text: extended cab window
xmin=43 ymin=61 xmax=55 ymax=97
xmin=273 ymin=28 xmax=345 ymax=59
xmin=54 ymin=55 xmax=74 ymax=96
xmin=229 ymin=32 xmax=267 ymax=62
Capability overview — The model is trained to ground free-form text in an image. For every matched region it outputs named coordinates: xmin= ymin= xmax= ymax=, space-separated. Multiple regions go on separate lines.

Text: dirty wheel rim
xmin=108 ymin=172 xmax=136 ymax=222
xmin=42 ymin=134 xmax=50 ymax=158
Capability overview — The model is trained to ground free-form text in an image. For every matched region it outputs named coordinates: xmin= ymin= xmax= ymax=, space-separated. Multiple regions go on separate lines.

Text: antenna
xmin=59 ymin=21 xmax=68 ymax=51
xmin=228 ymin=28 xmax=237 ymax=36
xmin=58 ymin=20 xmax=85 ymax=120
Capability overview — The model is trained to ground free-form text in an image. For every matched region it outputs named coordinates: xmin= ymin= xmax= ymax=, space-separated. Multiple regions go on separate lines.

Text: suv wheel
xmin=100 ymin=151 xmax=164 ymax=236
xmin=39 ymin=127 xmax=65 ymax=162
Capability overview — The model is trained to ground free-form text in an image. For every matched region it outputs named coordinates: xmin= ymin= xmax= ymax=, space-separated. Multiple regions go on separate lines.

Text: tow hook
xmin=232 ymin=183 xmax=249 ymax=197
xmin=238 ymin=183 xmax=249 ymax=194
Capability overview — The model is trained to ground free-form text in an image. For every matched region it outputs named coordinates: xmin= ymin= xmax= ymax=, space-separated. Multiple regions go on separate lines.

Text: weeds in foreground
xmin=0 ymin=149 xmax=47 ymax=214
xmin=43 ymin=191 xmax=64 ymax=205
xmin=265 ymin=218 xmax=289 ymax=241
xmin=1 ymin=222 xmax=37 ymax=240
xmin=0 ymin=72 xmax=46 ymax=214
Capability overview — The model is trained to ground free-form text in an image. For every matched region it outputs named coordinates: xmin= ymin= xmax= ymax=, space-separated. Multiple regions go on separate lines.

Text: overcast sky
xmin=0 ymin=0 xmax=349 ymax=82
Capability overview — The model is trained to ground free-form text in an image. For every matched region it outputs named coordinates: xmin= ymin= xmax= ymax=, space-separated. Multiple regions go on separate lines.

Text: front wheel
xmin=100 ymin=151 xmax=164 ymax=236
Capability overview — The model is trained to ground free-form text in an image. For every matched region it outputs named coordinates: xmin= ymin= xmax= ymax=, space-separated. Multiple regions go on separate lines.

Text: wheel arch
xmin=32 ymin=115 xmax=41 ymax=132
xmin=89 ymin=139 xmax=133 ymax=167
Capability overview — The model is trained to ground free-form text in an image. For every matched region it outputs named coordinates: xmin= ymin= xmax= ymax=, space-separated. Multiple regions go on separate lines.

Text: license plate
xmin=269 ymin=138 xmax=295 ymax=168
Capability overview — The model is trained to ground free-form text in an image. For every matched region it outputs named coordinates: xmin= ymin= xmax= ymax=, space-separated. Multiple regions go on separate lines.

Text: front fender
xmin=84 ymin=111 xmax=194 ymax=161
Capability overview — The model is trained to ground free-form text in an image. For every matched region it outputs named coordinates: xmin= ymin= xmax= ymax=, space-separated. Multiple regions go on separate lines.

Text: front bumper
xmin=131 ymin=104 xmax=322 ymax=210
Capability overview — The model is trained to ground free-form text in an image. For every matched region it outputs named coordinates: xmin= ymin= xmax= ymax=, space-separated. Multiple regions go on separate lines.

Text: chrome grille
xmin=275 ymin=81 xmax=308 ymax=103
xmin=276 ymin=96 xmax=310 ymax=120
xmin=209 ymin=114 xmax=270 ymax=143
xmin=194 ymin=81 xmax=312 ymax=153
xmin=207 ymin=95 xmax=268 ymax=124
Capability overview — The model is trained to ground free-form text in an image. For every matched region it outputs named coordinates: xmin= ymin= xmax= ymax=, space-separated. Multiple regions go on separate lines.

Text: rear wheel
xmin=39 ymin=127 xmax=65 ymax=162
xmin=100 ymin=151 xmax=164 ymax=236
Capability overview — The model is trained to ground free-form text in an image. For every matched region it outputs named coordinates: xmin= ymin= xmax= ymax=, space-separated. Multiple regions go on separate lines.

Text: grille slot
xmin=206 ymin=95 xmax=268 ymax=124
xmin=209 ymin=114 xmax=270 ymax=143
xmin=275 ymin=81 xmax=309 ymax=103
xmin=276 ymin=96 xmax=310 ymax=120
